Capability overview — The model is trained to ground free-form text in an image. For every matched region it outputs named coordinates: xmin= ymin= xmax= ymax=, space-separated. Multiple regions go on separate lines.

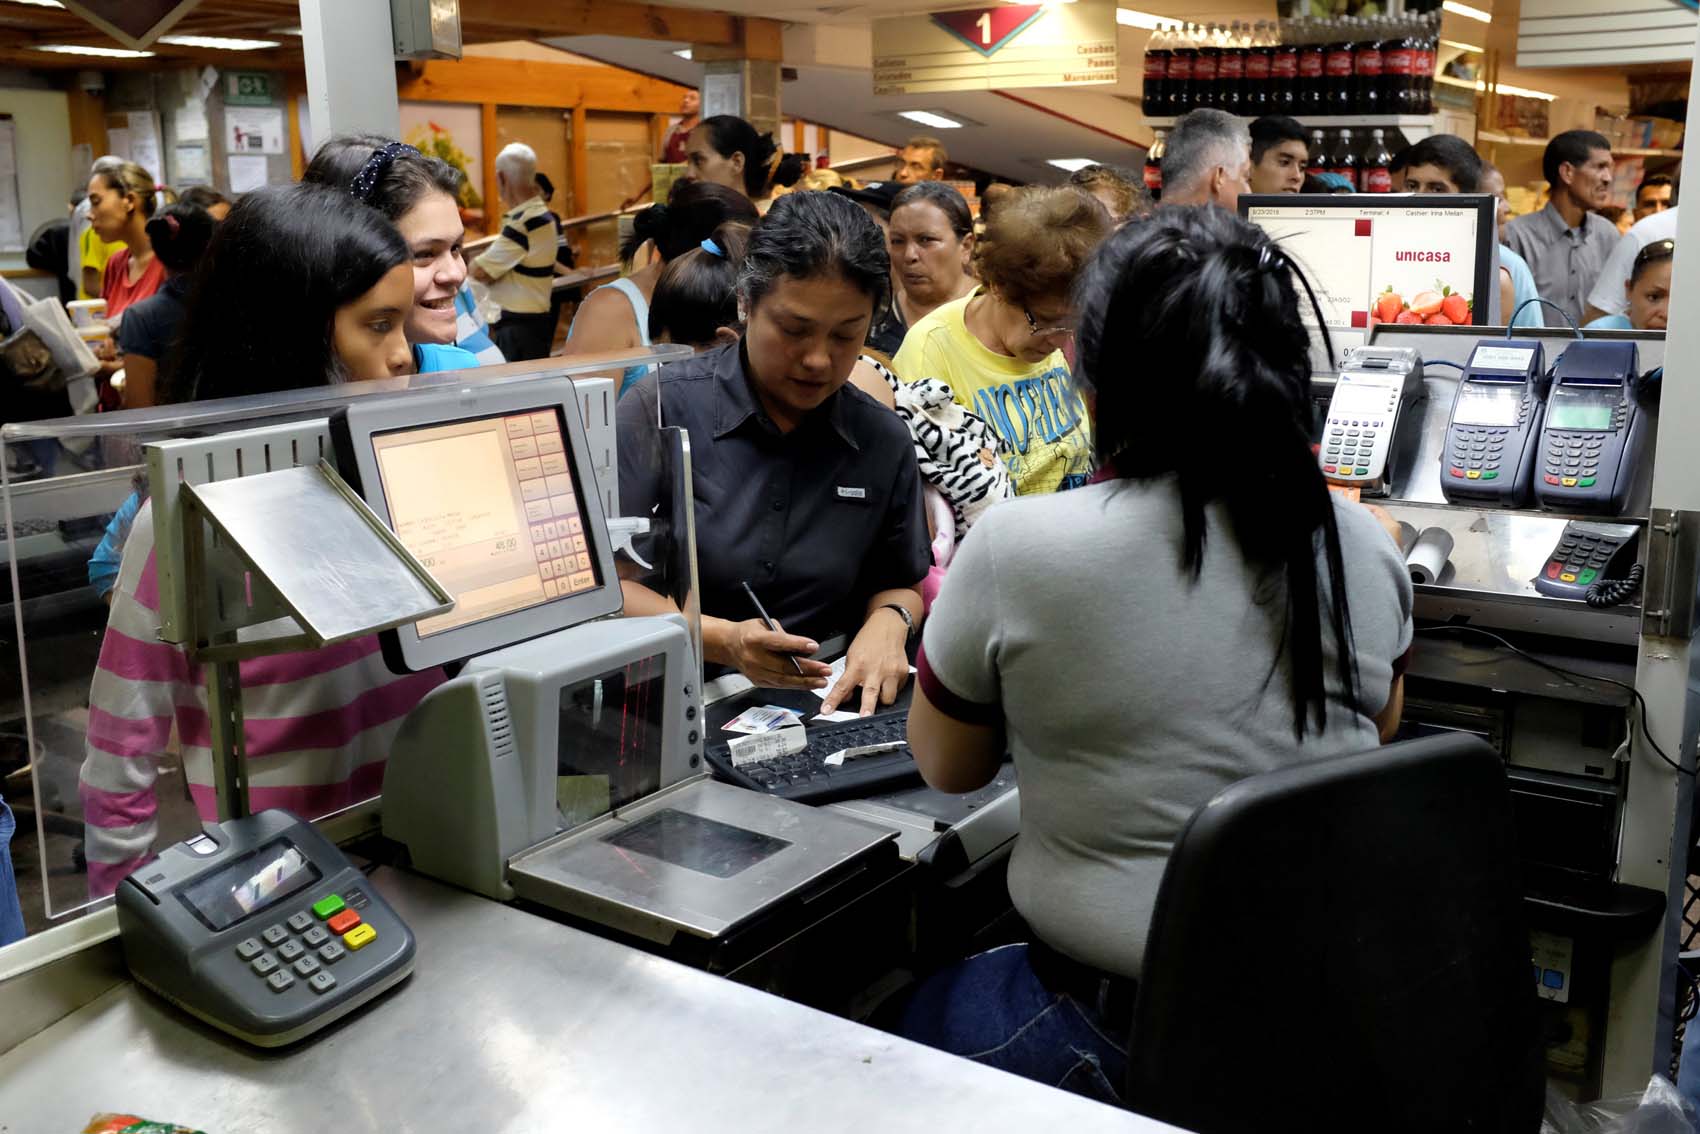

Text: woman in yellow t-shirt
xmin=891 ymin=186 xmax=1110 ymax=496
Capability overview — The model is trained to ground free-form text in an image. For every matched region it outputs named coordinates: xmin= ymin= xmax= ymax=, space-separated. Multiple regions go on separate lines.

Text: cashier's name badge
xmin=837 ymin=486 xmax=866 ymax=499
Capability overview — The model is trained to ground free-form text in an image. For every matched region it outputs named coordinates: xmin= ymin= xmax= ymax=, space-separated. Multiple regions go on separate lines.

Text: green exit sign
xmin=226 ymin=72 xmax=272 ymax=106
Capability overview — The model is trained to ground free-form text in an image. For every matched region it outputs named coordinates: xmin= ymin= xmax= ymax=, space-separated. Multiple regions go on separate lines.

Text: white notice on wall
xmin=174 ymin=143 xmax=209 ymax=185
xmin=225 ymin=106 xmax=285 ymax=156
xmin=227 ymin=153 xmax=268 ymax=194
xmin=701 ymin=73 xmax=739 ymax=119
xmin=174 ymin=104 xmax=209 ymax=143
xmin=127 ymin=112 xmax=163 ymax=182
xmin=0 ymin=118 xmax=20 ymax=252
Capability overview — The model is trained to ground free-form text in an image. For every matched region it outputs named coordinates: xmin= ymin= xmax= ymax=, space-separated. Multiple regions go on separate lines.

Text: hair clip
xmin=701 ymin=237 xmax=724 ymax=258
xmin=1256 ymin=244 xmax=1281 ymax=273
xmin=350 ymin=142 xmax=418 ymax=205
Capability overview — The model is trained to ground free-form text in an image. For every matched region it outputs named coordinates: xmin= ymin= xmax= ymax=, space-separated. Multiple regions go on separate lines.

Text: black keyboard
xmin=703 ymin=710 xmax=921 ymax=804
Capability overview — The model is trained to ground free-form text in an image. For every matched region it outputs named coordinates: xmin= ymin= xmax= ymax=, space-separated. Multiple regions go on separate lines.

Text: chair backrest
xmin=1125 ymin=733 xmax=1544 ymax=1134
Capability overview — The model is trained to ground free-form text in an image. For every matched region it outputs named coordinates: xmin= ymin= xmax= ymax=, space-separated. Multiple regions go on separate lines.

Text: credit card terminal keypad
xmin=1440 ymin=341 xmax=1546 ymax=508
xmin=1447 ymin=425 xmax=1515 ymax=483
xmin=1532 ymin=341 xmax=1644 ymax=515
xmin=1541 ymin=426 xmax=1616 ymax=491
xmin=1320 ymin=347 xmax=1424 ymax=496
xmin=117 ymin=809 xmax=415 ymax=1048
xmin=1533 ymin=521 xmax=1640 ymax=601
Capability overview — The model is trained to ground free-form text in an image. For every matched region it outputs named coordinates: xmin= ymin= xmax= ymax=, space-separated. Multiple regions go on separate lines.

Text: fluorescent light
xmin=1116 ymin=8 xmax=1164 ymax=30
xmin=1443 ymin=1 xmax=1492 ymax=22
xmin=1480 ymin=79 xmax=1555 ymax=101
xmin=272 ymin=27 xmax=303 ymax=36
xmin=5 ymin=1 xmax=66 ymax=8
xmin=899 ymin=110 xmax=964 ymax=130
xmin=35 ymin=44 xmax=156 ymax=58
xmin=672 ymin=48 xmax=692 ymax=60
xmin=1440 ymin=38 xmax=1484 ymax=53
xmin=158 ymin=34 xmax=280 ymax=51
xmin=1048 ymin=158 xmax=1096 ymax=172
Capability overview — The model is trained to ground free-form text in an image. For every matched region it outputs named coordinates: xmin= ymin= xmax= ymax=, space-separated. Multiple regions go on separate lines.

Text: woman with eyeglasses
xmin=891 ymin=186 xmax=1110 ymax=495
xmin=1586 ymin=239 xmax=1673 ymax=332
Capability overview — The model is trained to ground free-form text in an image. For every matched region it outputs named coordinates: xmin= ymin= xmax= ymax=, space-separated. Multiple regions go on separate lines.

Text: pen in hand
xmin=741 ymin=580 xmax=807 ymax=676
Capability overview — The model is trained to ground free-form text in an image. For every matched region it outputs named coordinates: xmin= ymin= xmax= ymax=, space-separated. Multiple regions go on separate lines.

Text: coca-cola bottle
xmin=1306 ymin=130 xmax=1328 ymax=180
xmin=1295 ymin=20 xmax=1324 ymax=115
xmin=1143 ymin=22 xmax=1169 ymax=112
xmin=1360 ymin=128 xmax=1393 ymax=193
xmin=1168 ymin=24 xmax=1196 ymax=115
xmin=1218 ymin=22 xmax=1246 ymax=116
xmin=1414 ymin=18 xmax=1438 ymax=115
xmin=1193 ymin=25 xmax=1221 ymax=110
xmin=1145 ymin=130 xmax=1166 ymax=196
xmin=1355 ymin=19 xmax=1384 ymax=116
xmin=1331 ymin=128 xmax=1358 ymax=185
xmin=1384 ymin=18 xmax=1416 ymax=114
xmin=1244 ymin=21 xmax=1272 ymax=113
xmin=1325 ymin=21 xmax=1356 ymax=115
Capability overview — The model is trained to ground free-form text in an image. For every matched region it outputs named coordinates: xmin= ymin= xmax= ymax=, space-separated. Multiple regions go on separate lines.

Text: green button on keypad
xmin=311 ymin=894 xmax=345 ymax=920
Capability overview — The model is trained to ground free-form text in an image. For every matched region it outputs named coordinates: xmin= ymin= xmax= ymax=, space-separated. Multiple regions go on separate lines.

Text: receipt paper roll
xmin=1405 ymin=526 xmax=1454 ymax=585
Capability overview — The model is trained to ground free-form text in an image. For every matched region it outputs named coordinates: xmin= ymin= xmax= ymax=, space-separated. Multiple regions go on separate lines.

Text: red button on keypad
xmin=327 ymin=909 xmax=361 ymax=935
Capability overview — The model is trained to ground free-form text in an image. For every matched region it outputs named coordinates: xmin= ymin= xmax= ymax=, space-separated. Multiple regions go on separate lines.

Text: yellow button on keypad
xmin=343 ymin=923 xmax=377 ymax=951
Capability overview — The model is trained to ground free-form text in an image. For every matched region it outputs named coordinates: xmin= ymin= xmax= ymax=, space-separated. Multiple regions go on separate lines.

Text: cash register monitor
xmin=332 ymin=379 xmax=622 ymax=672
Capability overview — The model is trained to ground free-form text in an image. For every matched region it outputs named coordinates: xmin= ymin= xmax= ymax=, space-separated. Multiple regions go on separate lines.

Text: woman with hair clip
xmin=305 ymin=135 xmax=491 ymax=371
xmin=79 ymin=182 xmax=442 ymax=899
xmin=646 ymin=221 xmax=750 ymax=351
xmin=562 ymin=178 xmax=758 ymax=394
xmin=112 ymin=202 xmax=214 ymax=409
xmin=87 ymin=160 xmax=170 ymax=319
xmin=683 ymin=114 xmax=807 ymax=207
xmin=894 ymin=207 xmax=1413 ymax=1102
xmin=618 ymin=191 xmax=929 ymax=713
xmin=1586 ymin=239 xmax=1673 ymax=331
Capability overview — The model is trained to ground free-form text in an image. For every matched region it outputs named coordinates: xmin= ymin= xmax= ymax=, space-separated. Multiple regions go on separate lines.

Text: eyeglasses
xmin=1633 ymin=239 xmax=1676 ymax=270
xmin=1024 ymin=307 xmax=1078 ymax=338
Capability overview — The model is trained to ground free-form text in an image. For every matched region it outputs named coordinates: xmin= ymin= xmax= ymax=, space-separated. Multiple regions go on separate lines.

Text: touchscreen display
xmin=602 ymin=809 xmax=790 ymax=879
xmin=180 ymin=840 xmax=320 ymax=932
xmin=556 ymin=655 xmax=667 ymax=830
xmin=1453 ymin=384 xmax=1521 ymax=427
xmin=1548 ymin=388 xmax=1616 ymax=431
xmin=372 ymin=409 xmax=601 ymax=637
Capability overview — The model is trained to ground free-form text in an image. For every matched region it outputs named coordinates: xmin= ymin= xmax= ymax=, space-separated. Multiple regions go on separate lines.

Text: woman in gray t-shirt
xmin=894 ymin=206 xmax=1413 ymax=1104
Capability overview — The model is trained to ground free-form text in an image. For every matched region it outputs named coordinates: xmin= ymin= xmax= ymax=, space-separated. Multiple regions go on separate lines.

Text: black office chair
xmin=1125 ymin=733 xmax=1544 ymax=1134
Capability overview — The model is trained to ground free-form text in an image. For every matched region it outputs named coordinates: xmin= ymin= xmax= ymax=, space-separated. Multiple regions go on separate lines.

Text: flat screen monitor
xmin=333 ymin=379 xmax=622 ymax=672
xmin=1238 ymin=193 xmax=1500 ymax=372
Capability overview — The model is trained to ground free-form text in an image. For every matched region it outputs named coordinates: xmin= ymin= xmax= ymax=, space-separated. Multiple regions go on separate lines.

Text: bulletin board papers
xmin=226 ymin=106 xmax=285 ymax=156
xmin=126 ymin=112 xmax=163 ymax=184
xmin=0 ymin=117 xmax=19 ymax=252
xmin=173 ymin=143 xmax=209 ymax=185
xmin=227 ymin=154 xmax=268 ymax=193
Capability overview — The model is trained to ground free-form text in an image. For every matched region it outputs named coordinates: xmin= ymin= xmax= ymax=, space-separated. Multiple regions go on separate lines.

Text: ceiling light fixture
xmin=158 ymin=34 xmax=279 ymax=51
xmin=1442 ymin=1 xmax=1492 ymax=22
xmin=672 ymin=48 xmax=692 ymax=60
xmin=271 ymin=26 xmax=304 ymax=37
xmin=1115 ymin=8 xmax=1164 ymax=30
xmin=1047 ymin=158 xmax=1096 ymax=173
xmin=34 ymin=44 xmax=155 ymax=58
xmin=1480 ymin=79 xmax=1555 ymax=101
xmin=5 ymin=0 xmax=66 ymax=8
xmin=898 ymin=110 xmax=964 ymax=130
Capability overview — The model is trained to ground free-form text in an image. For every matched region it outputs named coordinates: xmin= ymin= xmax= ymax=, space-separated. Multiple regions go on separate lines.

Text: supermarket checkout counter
xmin=0 ymin=868 xmax=1171 ymax=1133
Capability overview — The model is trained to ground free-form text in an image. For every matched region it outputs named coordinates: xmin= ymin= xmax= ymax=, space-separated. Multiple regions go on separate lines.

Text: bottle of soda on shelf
xmin=1218 ymin=22 xmax=1246 ymax=116
xmin=1331 ymin=127 xmax=1359 ymax=185
xmin=1414 ymin=17 xmax=1438 ymax=115
xmin=1325 ymin=20 xmax=1356 ymax=115
xmin=1360 ymin=128 xmax=1393 ymax=192
xmin=1384 ymin=16 xmax=1415 ymax=115
xmin=1306 ymin=129 xmax=1328 ymax=180
xmin=1143 ymin=21 xmax=1169 ymax=113
xmin=1292 ymin=19 xmax=1321 ymax=115
xmin=1245 ymin=21 xmax=1272 ymax=113
xmin=1145 ymin=130 xmax=1166 ymax=196
xmin=1168 ymin=23 xmax=1196 ymax=115
xmin=1193 ymin=25 xmax=1220 ymax=110
xmin=1355 ymin=19 xmax=1384 ymax=116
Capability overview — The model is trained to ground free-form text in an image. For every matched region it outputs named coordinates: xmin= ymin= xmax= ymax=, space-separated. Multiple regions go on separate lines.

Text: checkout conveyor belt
xmin=0 ymin=869 xmax=1172 ymax=1132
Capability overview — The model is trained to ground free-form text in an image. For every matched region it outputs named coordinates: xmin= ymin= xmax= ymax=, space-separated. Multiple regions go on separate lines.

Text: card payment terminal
xmin=1319 ymin=347 xmax=1425 ymax=496
xmin=117 ymin=809 xmax=415 ymax=1047
xmin=1533 ymin=341 xmax=1645 ymax=515
xmin=1440 ymin=340 xmax=1547 ymax=507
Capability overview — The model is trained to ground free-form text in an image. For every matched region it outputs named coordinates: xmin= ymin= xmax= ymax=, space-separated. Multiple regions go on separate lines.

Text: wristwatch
xmin=879 ymin=602 xmax=916 ymax=641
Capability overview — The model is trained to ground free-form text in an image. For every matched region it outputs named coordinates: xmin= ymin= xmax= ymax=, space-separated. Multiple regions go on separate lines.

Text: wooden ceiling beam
xmin=455 ymin=0 xmax=748 ymax=47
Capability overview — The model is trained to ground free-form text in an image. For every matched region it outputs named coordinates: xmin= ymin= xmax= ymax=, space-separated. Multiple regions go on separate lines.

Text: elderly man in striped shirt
xmin=472 ymin=142 xmax=559 ymax=361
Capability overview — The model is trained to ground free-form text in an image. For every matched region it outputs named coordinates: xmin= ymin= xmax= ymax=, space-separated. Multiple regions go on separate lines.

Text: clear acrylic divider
xmin=3 ymin=347 xmax=688 ymax=924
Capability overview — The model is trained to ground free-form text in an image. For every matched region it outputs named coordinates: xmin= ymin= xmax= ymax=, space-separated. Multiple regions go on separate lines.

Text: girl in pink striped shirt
xmin=79 ymin=181 xmax=440 ymax=896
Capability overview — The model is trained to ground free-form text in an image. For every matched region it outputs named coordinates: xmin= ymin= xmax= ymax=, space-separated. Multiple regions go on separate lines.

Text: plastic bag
xmin=1541 ymin=1076 xmax=1698 ymax=1134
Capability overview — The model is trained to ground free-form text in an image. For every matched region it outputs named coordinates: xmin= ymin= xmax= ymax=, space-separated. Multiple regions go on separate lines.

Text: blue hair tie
xmin=350 ymin=142 xmax=419 ymax=205
xmin=700 ymin=237 xmax=724 ymax=258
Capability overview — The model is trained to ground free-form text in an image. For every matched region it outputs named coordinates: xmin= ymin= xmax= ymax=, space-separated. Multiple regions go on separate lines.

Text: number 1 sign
xmin=872 ymin=1 xmax=1116 ymax=96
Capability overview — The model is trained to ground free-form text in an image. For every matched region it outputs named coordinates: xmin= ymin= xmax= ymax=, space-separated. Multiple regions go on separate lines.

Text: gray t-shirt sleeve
xmin=918 ymin=506 xmax=1004 ymax=715
xmin=1331 ymin=498 xmax=1415 ymax=714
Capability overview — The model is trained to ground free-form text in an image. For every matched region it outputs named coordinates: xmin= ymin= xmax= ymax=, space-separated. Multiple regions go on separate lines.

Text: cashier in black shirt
xmin=618 ymin=190 xmax=930 ymax=714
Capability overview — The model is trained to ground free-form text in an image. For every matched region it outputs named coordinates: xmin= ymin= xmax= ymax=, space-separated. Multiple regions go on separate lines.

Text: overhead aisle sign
xmin=872 ymin=2 xmax=1118 ymax=96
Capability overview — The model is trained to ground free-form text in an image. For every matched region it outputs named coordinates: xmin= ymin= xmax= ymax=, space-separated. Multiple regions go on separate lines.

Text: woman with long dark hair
xmin=617 ymin=191 xmax=929 ymax=712
xmin=113 ymin=202 xmax=215 ymax=409
xmin=896 ymin=206 xmax=1413 ymax=1102
xmin=683 ymin=114 xmax=806 ymax=205
xmin=81 ymin=183 xmax=439 ymax=898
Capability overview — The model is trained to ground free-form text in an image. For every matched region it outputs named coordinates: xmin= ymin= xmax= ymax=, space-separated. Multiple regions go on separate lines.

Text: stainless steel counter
xmin=0 ymin=869 xmax=1176 ymax=1133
